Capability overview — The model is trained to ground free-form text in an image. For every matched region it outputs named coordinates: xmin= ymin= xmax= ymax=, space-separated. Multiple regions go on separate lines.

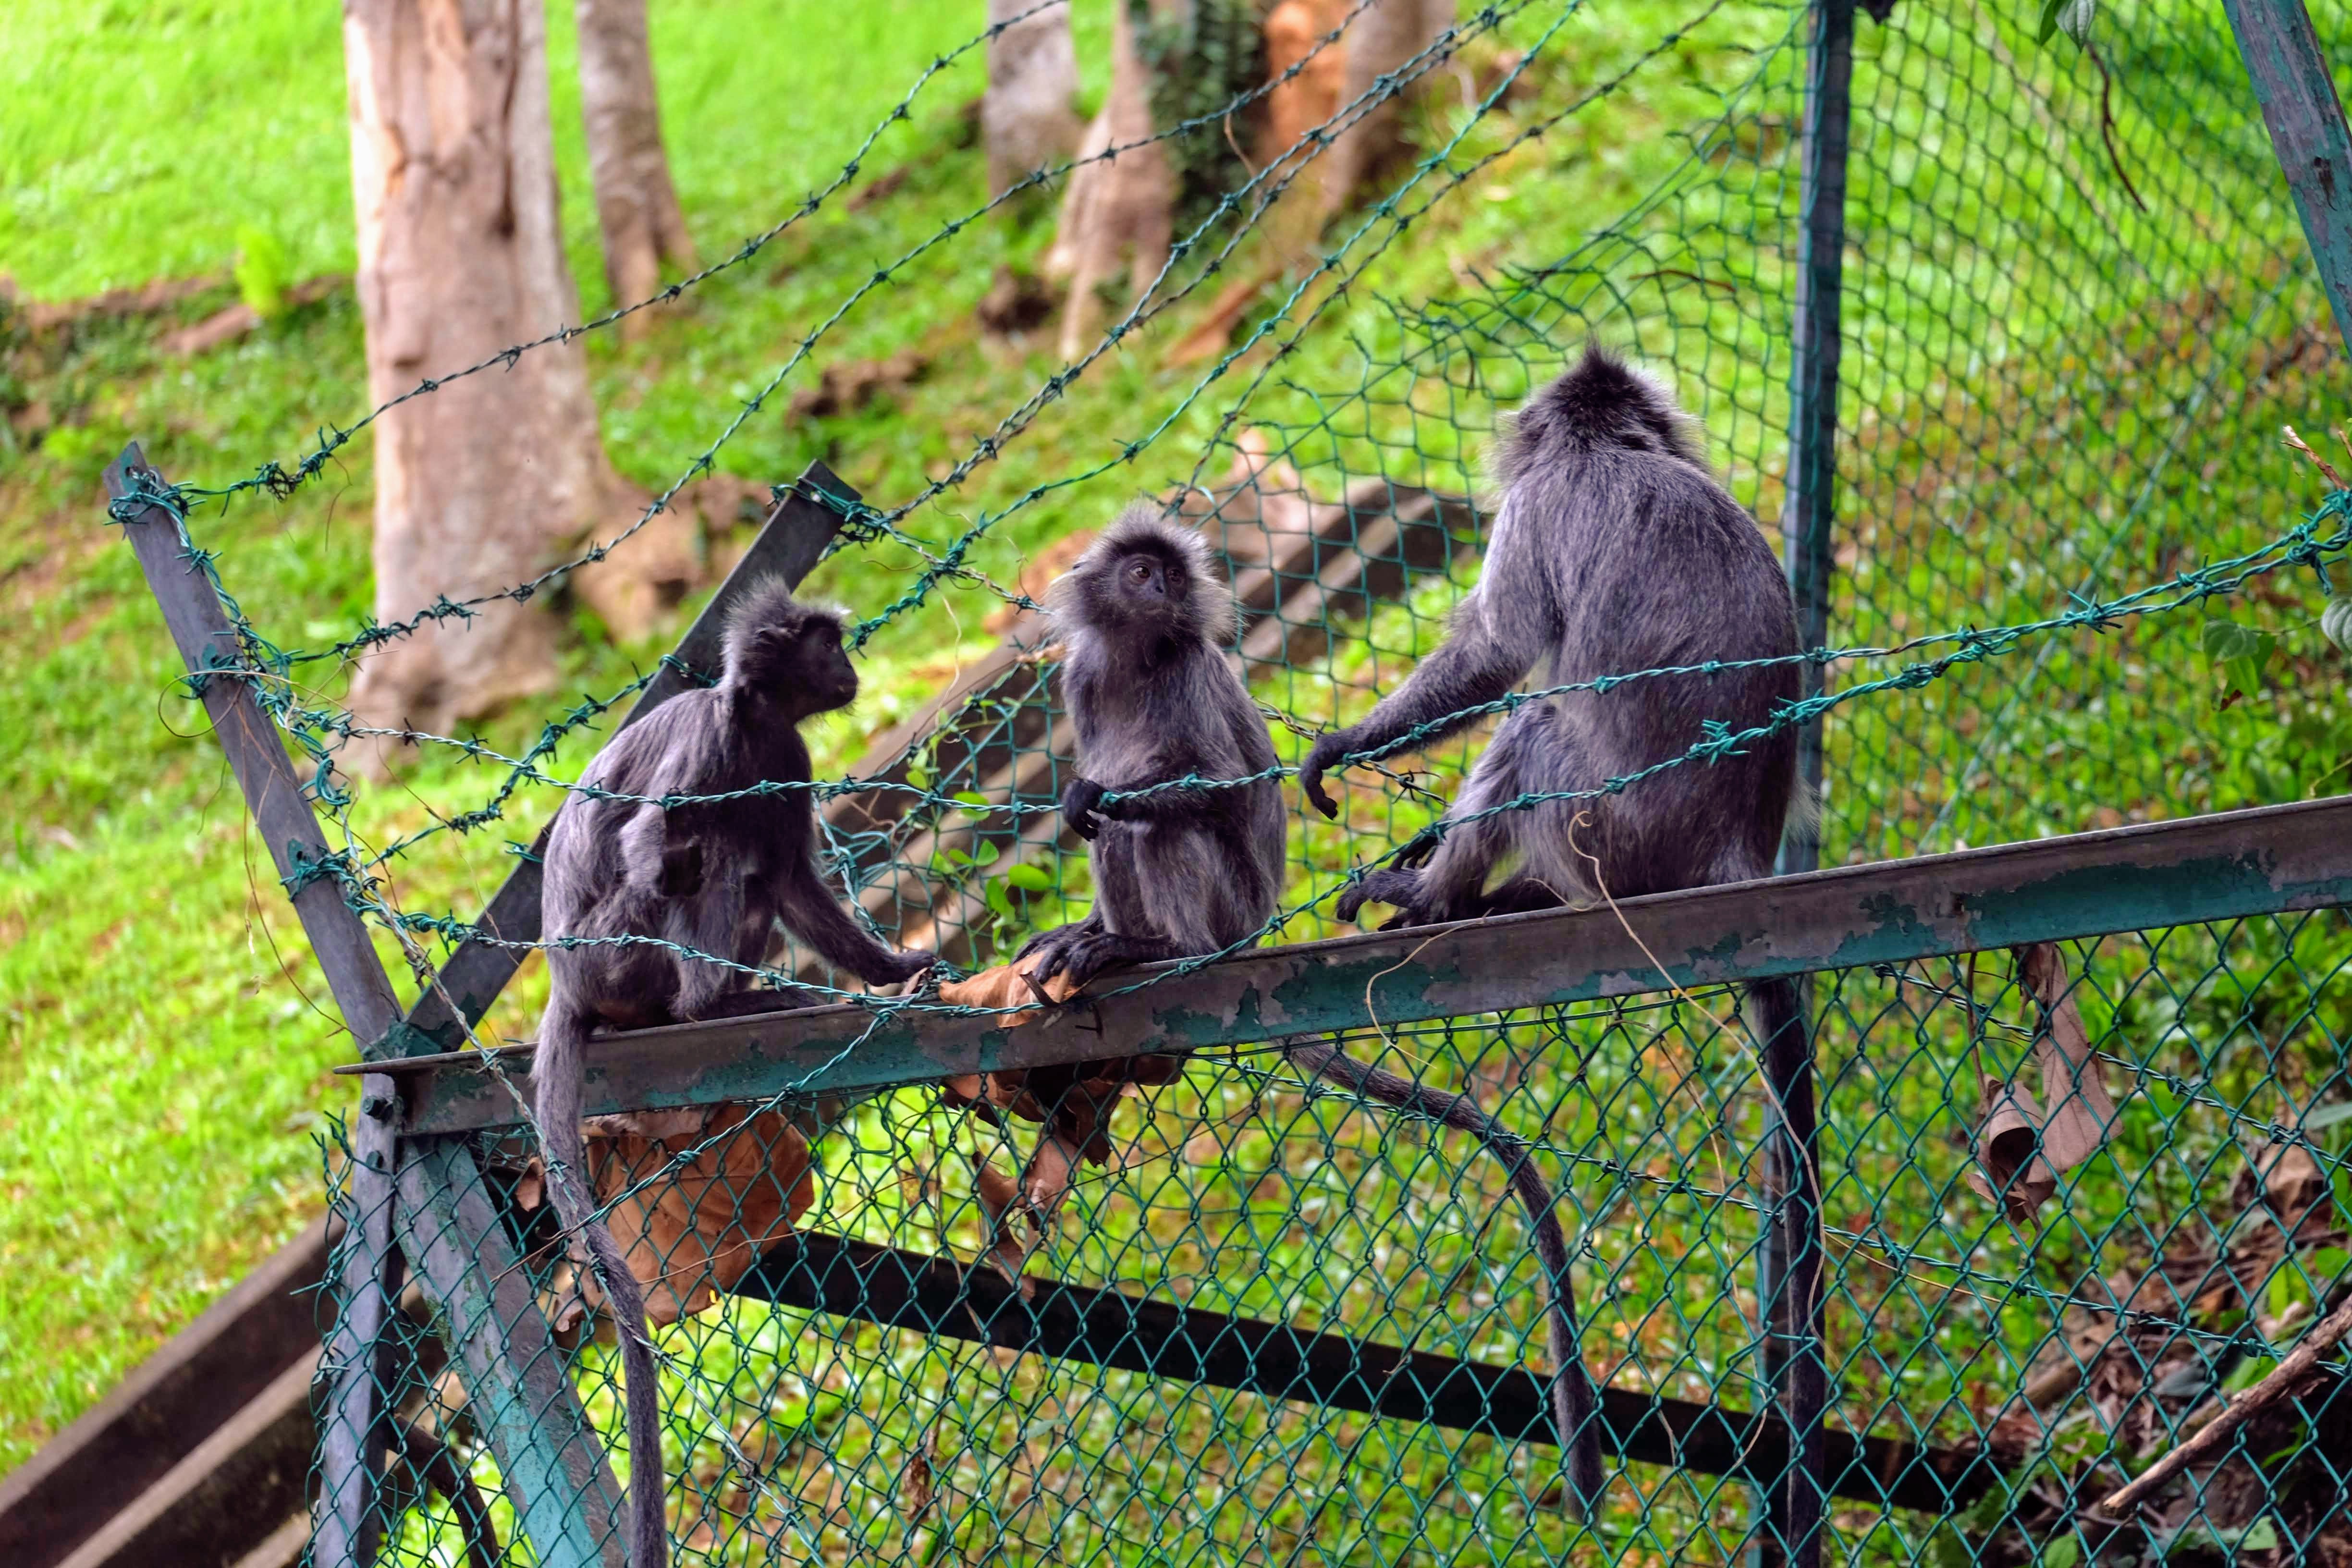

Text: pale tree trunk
xmin=1257 ymin=0 xmax=1350 ymax=259
xmin=1042 ymin=0 xmax=1177 ymax=360
xmin=576 ymin=0 xmax=698 ymax=330
xmin=983 ymin=0 xmax=1082 ymax=197
xmin=1320 ymin=0 xmax=1454 ymax=215
xmin=343 ymin=0 xmax=615 ymax=768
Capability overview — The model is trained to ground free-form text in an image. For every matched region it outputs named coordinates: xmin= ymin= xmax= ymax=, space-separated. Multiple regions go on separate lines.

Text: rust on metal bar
xmin=377 ymin=792 xmax=2352 ymax=1134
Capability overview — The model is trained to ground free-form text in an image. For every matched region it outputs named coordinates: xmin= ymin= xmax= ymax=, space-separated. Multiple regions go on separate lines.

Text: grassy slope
xmin=0 ymin=0 xmax=1764 ymax=1467
xmin=5 ymin=1 xmax=2348 ymax=1533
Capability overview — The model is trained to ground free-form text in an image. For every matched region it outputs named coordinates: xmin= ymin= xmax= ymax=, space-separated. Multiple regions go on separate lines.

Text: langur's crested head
xmin=1049 ymin=507 xmax=1236 ymax=654
xmin=1499 ymin=341 xmax=1708 ymax=478
xmin=722 ymin=578 xmax=858 ymax=716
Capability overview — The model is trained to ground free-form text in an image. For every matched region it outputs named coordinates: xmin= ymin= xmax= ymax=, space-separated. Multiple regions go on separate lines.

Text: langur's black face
xmin=1100 ymin=547 xmax=1189 ymax=635
xmin=738 ymin=611 xmax=858 ymax=717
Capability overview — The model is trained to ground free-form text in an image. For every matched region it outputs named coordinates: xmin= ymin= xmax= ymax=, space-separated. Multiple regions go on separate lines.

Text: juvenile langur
xmin=1298 ymin=343 xmax=1810 ymax=1516
xmin=1025 ymin=508 xmax=1608 ymax=1516
xmin=535 ymin=582 xmax=933 ymax=1568
xmin=1018 ymin=506 xmax=1288 ymax=989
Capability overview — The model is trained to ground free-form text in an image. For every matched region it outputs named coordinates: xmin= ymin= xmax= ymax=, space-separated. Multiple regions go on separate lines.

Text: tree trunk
xmin=1042 ymin=0 xmax=1177 ymax=360
xmin=1257 ymin=0 xmax=1350 ymax=259
xmin=1321 ymin=0 xmax=1454 ymax=216
xmin=983 ymin=0 xmax=1082 ymax=197
xmin=576 ymin=0 xmax=698 ymax=330
xmin=343 ymin=0 xmax=614 ymax=767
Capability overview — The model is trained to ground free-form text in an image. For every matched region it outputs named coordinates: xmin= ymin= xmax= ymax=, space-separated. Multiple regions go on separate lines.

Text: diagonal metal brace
xmin=106 ymin=444 xmax=408 ymax=1566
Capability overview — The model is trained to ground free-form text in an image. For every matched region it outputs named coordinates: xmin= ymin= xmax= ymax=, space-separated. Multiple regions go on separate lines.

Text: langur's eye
xmin=1127 ymin=562 xmax=1151 ymax=584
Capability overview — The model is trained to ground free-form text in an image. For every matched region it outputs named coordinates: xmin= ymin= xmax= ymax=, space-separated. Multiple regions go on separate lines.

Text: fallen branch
xmin=2095 ymin=1285 xmax=2352 ymax=1516
xmin=159 ymin=275 xmax=346 ymax=356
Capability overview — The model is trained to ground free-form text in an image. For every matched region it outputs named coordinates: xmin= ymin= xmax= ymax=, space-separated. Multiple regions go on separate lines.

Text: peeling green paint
xmin=398 ymin=796 xmax=2352 ymax=1134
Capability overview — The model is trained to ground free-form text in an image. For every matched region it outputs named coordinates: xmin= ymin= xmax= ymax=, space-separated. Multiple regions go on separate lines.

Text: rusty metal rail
xmin=355 ymin=791 xmax=2352 ymax=1132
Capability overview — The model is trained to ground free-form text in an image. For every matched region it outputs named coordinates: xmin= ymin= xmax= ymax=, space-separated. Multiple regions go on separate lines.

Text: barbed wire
xmin=135 ymin=0 xmax=1423 ymax=669
xmin=132 ymin=480 xmax=2340 ymax=1026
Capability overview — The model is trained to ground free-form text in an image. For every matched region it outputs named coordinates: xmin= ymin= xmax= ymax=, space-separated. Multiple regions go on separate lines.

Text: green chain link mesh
xmin=102 ymin=0 xmax=2352 ymax=1562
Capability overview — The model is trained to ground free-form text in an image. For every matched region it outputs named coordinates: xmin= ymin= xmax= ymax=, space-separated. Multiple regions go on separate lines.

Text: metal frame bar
xmin=373 ymin=792 xmax=2352 ymax=1132
xmin=106 ymin=446 xmax=408 ymax=1566
xmin=1777 ymin=0 xmax=1852 ymax=883
xmin=392 ymin=1140 xmax=627 ymax=1568
xmin=735 ymin=1232 xmax=1997 ymax=1512
xmin=1768 ymin=0 xmax=1855 ymax=1545
xmin=2223 ymin=0 xmax=2352 ymax=355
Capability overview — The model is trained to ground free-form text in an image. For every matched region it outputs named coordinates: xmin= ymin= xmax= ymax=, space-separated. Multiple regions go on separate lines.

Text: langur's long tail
xmin=535 ymin=995 xmax=669 ymax=1568
xmin=1283 ymin=1037 xmax=1608 ymax=1518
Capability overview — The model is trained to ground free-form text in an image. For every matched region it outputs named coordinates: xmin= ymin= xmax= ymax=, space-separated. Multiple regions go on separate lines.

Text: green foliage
xmin=233 ymin=223 xmax=293 ymax=321
xmin=2036 ymin=0 xmax=2097 ymax=46
xmin=1131 ymin=0 xmax=1267 ymax=232
xmin=2323 ymin=594 xmax=2352 ymax=653
xmin=2202 ymin=615 xmax=2277 ymax=703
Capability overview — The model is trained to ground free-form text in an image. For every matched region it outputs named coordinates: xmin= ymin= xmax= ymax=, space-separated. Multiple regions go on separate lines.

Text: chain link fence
xmin=94 ymin=0 xmax=2352 ymax=1563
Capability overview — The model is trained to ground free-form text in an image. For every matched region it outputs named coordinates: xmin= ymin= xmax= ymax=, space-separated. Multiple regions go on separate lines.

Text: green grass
xmin=3 ymin=6 xmax=2351 ymax=1562
xmin=0 ymin=0 xmax=1770 ymax=1469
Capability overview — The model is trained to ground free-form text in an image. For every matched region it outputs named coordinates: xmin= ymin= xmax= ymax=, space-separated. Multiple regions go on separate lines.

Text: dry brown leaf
xmin=1970 ymin=1074 xmax=2058 ymax=1223
xmin=1020 ymin=1132 xmax=1086 ymax=1221
xmin=1968 ymin=943 xmax=2121 ymax=1224
xmin=937 ymin=952 xmax=1085 ymax=1029
xmin=902 ymin=1438 xmax=936 ymax=1520
xmin=970 ymin=1156 xmax=1036 ymax=1294
xmin=2251 ymin=1140 xmax=2332 ymax=1238
xmin=582 ymin=1104 xmax=817 ymax=1325
xmin=2016 ymin=942 xmax=2119 ymax=1170
xmin=940 ymin=958 xmax=1186 ymax=1276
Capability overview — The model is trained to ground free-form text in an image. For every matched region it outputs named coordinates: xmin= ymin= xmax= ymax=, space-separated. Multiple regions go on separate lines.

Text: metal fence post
xmin=105 ymin=447 xmax=409 ymax=1567
xmin=1760 ymin=0 xmax=1852 ymax=1560
xmin=1778 ymin=0 xmax=1854 ymax=882
xmin=2221 ymin=0 xmax=2352 ymax=357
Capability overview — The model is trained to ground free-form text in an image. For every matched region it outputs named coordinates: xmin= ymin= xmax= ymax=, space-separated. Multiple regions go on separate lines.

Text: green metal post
xmin=2223 ymin=0 xmax=2352 ymax=355
xmin=1762 ymin=0 xmax=1852 ymax=1558
xmin=394 ymin=1140 xmax=628 ymax=1568
xmin=1778 ymin=0 xmax=1853 ymax=880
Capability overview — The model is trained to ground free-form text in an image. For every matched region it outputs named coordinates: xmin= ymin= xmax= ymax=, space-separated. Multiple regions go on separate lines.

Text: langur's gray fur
xmin=1024 ymin=507 xmax=1607 ymax=1516
xmin=1299 ymin=341 xmax=1816 ymax=1521
xmin=534 ymin=580 xmax=931 ymax=1567
xmin=1299 ymin=341 xmax=1801 ymax=910
xmin=1019 ymin=506 xmax=1286 ymax=985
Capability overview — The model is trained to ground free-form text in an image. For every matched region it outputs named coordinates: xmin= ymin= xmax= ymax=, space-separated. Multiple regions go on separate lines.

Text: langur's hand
xmin=1061 ymin=776 xmax=1112 ymax=840
xmin=873 ymin=948 xmax=938 ymax=986
xmin=1298 ymin=731 xmax=1354 ymax=820
xmin=658 ymin=837 xmax=706 ymax=898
